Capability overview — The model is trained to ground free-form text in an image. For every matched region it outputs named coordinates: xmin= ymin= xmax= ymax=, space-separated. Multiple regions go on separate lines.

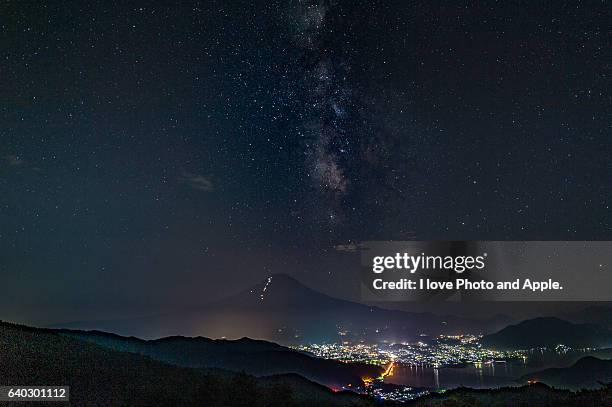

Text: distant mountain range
xmin=2 ymin=320 xmax=612 ymax=405
xmin=52 ymin=273 xmax=512 ymax=344
xmin=522 ymin=356 xmax=612 ymax=390
xmin=57 ymin=328 xmax=382 ymax=388
xmin=563 ymin=305 xmax=612 ymax=329
xmin=482 ymin=317 xmax=612 ymax=350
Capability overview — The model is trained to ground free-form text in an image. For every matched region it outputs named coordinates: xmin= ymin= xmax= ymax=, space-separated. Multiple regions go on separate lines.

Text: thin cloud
xmin=334 ymin=243 xmax=360 ymax=253
xmin=180 ymin=173 xmax=214 ymax=192
xmin=3 ymin=155 xmax=24 ymax=167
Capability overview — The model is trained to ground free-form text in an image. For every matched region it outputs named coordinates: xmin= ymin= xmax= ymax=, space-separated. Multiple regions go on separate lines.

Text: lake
xmin=386 ymin=362 xmax=539 ymax=390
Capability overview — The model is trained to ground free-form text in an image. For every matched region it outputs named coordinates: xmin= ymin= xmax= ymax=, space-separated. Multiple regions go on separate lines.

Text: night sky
xmin=1 ymin=1 xmax=610 ymax=324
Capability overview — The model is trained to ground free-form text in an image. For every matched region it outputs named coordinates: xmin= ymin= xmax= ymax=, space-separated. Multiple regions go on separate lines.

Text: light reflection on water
xmin=386 ymin=362 xmax=537 ymax=390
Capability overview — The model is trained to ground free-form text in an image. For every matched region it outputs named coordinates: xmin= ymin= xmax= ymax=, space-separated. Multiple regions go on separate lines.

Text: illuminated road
xmin=380 ymin=361 xmax=395 ymax=379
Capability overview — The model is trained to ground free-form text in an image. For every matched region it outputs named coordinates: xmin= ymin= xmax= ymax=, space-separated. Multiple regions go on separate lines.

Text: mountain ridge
xmin=521 ymin=356 xmax=612 ymax=390
xmin=0 ymin=320 xmax=381 ymax=406
xmin=55 ymin=325 xmax=382 ymax=388
xmin=51 ymin=273 xmax=513 ymax=344
xmin=482 ymin=317 xmax=612 ymax=350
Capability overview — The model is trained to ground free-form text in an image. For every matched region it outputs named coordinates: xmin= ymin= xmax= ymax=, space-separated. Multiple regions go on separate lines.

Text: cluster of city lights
xmin=294 ymin=335 xmax=592 ymax=402
xmin=295 ymin=334 xmax=526 ymax=369
xmin=294 ymin=334 xmax=531 ymax=402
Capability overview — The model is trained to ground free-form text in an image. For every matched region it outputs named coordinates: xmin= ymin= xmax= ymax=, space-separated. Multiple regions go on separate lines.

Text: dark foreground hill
xmin=0 ymin=321 xmax=382 ymax=407
xmin=1 ymin=321 xmax=611 ymax=406
xmin=409 ymin=383 xmax=612 ymax=407
xmin=56 ymin=328 xmax=382 ymax=388
xmin=521 ymin=357 xmax=612 ymax=390
xmin=482 ymin=317 xmax=612 ymax=350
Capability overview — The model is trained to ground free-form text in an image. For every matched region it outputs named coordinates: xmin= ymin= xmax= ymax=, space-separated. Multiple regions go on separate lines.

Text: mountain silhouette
xmin=3 ymin=320 xmax=611 ymax=405
xmin=0 ymin=321 xmax=382 ymax=407
xmin=482 ymin=317 xmax=612 ymax=350
xmin=57 ymin=327 xmax=382 ymax=388
xmin=563 ymin=305 xmax=612 ymax=329
xmin=522 ymin=356 xmax=612 ymax=390
xmin=53 ymin=273 xmax=512 ymax=344
xmin=217 ymin=273 xmax=342 ymax=308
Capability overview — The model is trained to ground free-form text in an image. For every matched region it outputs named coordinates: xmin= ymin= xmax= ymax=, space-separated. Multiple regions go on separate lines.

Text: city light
xmin=293 ymin=334 xmax=534 ymax=402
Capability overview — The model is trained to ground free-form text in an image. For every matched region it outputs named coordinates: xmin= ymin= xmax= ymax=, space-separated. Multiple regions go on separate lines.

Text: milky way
xmin=286 ymin=0 xmax=367 ymax=224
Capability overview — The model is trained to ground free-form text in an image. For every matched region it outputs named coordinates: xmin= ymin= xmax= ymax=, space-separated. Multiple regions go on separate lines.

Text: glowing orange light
xmin=381 ymin=361 xmax=395 ymax=379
